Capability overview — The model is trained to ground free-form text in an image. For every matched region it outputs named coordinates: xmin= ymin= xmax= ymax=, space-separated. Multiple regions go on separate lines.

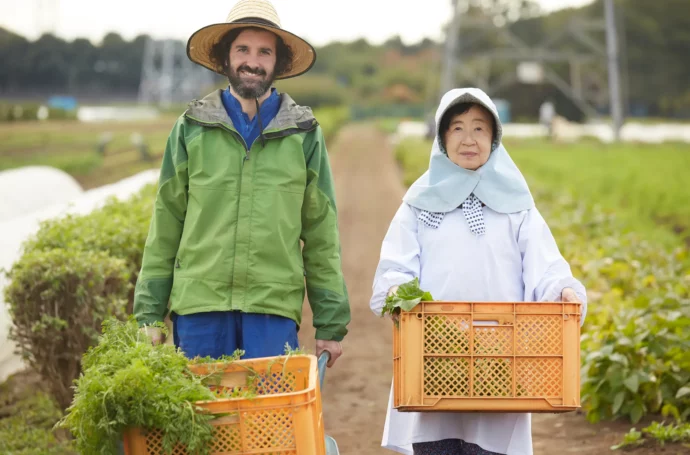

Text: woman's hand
xmin=561 ymin=287 xmax=581 ymax=303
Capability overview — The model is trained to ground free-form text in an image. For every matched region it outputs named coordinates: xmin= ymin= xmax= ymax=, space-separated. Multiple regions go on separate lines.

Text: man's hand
xmin=561 ymin=287 xmax=581 ymax=303
xmin=316 ymin=340 xmax=342 ymax=367
xmin=141 ymin=326 xmax=163 ymax=345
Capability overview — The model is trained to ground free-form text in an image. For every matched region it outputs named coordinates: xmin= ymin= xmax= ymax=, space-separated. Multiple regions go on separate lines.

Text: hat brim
xmin=186 ymin=21 xmax=316 ymax=80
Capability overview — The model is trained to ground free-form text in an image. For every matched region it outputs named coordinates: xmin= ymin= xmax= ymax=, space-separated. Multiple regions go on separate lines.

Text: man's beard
xmin=227 ymin=64 xmax=275 ymax=99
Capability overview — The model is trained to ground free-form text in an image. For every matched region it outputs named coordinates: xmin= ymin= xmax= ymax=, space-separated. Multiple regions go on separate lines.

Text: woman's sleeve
xmin=519 ymin=208 xmax=588 ymax=325
xmin=370 ymin=203 xmax=422 ymax=317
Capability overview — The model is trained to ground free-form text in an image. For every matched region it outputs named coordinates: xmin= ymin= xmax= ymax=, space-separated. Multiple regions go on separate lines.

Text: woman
xmin=370 ymin=88 xmax=587 ymax=455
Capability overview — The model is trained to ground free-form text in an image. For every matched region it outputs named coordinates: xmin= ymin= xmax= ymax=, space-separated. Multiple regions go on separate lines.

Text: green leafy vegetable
xmin=57 ymin=319 xmax=314 ymax=454
xmin=381 ymin=278 xmax=434 ymax=318
xmin=57 ymin=318 xmax=230 ymax=455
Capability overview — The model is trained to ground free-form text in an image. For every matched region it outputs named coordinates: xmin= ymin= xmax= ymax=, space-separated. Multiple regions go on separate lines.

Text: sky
xmin=1 ymin=0 xmax=595 ymax=46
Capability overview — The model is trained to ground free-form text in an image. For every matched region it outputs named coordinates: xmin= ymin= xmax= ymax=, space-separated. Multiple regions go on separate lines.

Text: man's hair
xmin=209 ymin=27 xmax=294 ymax=76
xmin=439 ymin=102 xmax=497 ymax=145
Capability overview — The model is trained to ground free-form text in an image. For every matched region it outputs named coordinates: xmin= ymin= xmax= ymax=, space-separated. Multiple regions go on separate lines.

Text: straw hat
xmin=186 ymin=0 xmax=316 ymax=79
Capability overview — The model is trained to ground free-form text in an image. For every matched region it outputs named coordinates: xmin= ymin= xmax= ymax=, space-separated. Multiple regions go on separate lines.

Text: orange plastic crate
xmin=393 ymin=301 xmax=582 ymax=413
xmin=123 ymin=355 xmax=325 ymax=455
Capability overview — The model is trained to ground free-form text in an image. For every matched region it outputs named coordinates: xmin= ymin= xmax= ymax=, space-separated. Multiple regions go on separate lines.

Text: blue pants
xmin=172 ymin=311 xmax=299 ymax=359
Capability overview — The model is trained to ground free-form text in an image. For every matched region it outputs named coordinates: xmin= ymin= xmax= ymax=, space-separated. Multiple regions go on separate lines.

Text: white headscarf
xmin=403 ymin=88 xmax=534 ymax=214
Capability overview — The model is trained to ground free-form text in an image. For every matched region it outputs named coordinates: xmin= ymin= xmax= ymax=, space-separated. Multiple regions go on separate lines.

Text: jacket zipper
xmin=182 ymin=115 xmax=318 ymax=308
xmin=184 ymin=115 xmax=250 ymax=308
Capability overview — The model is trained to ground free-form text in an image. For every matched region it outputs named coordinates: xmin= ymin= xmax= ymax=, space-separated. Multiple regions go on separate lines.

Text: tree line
xmin=1 ymin=0 xmax=687 ymax=119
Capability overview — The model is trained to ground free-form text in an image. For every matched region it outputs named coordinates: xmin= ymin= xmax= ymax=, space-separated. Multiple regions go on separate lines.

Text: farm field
xmin=1 ymin=123 xmax=689 ymax=454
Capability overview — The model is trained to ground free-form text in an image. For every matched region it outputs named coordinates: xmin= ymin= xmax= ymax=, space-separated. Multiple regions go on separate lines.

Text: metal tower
xmin=439 ymin=0 xmax=626 ymax=137
xmin=138 ymin=38 xmax=217 ymax=107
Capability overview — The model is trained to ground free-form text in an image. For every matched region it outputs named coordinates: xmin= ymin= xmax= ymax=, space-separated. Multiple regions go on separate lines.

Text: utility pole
xmin=440 ymin=0 xmax=461 ymax=97
xmin=604 ymin=0 xmax=623 ymax=141
xmin=35 ymin=0 xmax=58 ymax=37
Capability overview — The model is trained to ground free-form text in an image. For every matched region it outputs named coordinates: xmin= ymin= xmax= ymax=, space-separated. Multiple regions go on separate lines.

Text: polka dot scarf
xmin=419 ymin=193 xmax=486 ymax=236
xmin=461 ymin=193 xmax=486 ymax=235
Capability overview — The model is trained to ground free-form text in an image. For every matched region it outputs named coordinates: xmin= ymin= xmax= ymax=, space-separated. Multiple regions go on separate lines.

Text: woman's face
xmin=442 ymin=105 xmax=494 ymax=170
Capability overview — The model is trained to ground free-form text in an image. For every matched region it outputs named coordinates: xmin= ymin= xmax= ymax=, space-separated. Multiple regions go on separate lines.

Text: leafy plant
xmin=283 ymin=343 xmax=307 ymax=356
xmin=381 ymin=278 xmax=434 ymax=318
xmin=188 ymin=350 xmax=245 ymax=366
xmin=57 ymin=318 xmax=220 ymax=455
xmin=573 ymin=231 xmax=690 ymax=424
xmin=0 ymin=372 xmax=76 ymax=455
xmin=610 ymin=427 xmax=645 ymax=450
xmin=644 ymin=421 xmax=690 ymax=446
xmin=22 ymin=187 xmax=156 ymax=305
xmin=533 ymin=189 xmax=690 ymax=424
xmin=4 ymin=249 xmax=130 ymax=410
xmin=612 ymin=421 xmax=690 ymax=450
xmin=58 ymin=318 xmax=314 ymax=454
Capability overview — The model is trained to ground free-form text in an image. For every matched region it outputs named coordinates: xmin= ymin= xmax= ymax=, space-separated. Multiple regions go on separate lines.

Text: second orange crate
xmin=393 ymin=301 xmax=582 ymax=413
xmin=123 ymin=355 xmax=325 ymax=455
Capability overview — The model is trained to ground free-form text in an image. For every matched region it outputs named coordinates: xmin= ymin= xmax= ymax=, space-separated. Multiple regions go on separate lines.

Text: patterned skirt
xmin=412 ymin=438 xmax=504 ymax=455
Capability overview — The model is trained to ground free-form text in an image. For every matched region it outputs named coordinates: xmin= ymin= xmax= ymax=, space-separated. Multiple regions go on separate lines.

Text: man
xmin=133 ymin=0 xmax=350 ymax=367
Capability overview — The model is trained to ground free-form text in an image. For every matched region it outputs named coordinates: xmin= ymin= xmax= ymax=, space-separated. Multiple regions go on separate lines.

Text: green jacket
xmin=133 ymin=90 xmax=350 ymax=341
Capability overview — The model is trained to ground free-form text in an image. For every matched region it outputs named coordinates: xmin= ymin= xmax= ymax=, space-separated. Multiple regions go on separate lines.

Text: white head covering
xmin=403 ymin=88 xmax=534 ymax=214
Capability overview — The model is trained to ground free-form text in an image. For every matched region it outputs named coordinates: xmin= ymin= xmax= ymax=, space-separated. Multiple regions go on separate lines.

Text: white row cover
xmin=0 ymin=167 xmax=159 ymax=382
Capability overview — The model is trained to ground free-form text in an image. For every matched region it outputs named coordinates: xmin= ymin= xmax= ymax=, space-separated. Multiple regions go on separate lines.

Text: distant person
xmin=539 ymin=98 xmax=556 ymax=139
xmin=370 ymin=88 xmax=587 ymax=455
xmin=133 ymin=0 xmax=350 ymax=367
xmin=424 ymin=112 xmax=436 ymax=140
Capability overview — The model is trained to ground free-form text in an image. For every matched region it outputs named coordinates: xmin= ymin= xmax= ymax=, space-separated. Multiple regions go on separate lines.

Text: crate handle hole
xmin=473 ymin=320 xmax=499 ymax=326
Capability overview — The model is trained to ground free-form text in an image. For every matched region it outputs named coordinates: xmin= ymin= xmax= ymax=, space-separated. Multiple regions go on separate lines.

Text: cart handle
xmin=317 ymin=351 xmax=331 ymax=391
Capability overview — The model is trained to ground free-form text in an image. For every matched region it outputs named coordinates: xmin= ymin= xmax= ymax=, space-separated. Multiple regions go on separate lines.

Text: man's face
xmin=227 ymin=29 xmax=278 ymax=99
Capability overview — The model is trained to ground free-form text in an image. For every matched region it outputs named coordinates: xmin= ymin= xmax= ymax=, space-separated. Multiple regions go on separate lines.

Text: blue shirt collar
xmin=221 ymin=87 xmax=282 ymax=148
xmin=223 ymin=87 xmax=280 ymax=123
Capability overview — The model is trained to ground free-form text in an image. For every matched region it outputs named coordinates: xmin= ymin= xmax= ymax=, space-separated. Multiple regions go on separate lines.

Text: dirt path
xmin=298 ymin=124 xmax=402 ymax=454
xmin=298 ymin=124 xmax=688 ymax=455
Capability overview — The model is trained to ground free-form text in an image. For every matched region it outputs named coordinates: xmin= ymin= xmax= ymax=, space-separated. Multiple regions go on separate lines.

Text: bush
xmin=579 ymin=265 xmax=690 ymax=424
xmin=532 ymin=191 xmax=690 ymax=424
xmin=23 ymin=185 xmax=156 ymax=308
xmin=4 ymin=249 xmax=131 ymax=409
xmin=24 ymin=187 xmax=155 ymax=273
xmin=0 ymin=371 xmax=75 ymax=454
